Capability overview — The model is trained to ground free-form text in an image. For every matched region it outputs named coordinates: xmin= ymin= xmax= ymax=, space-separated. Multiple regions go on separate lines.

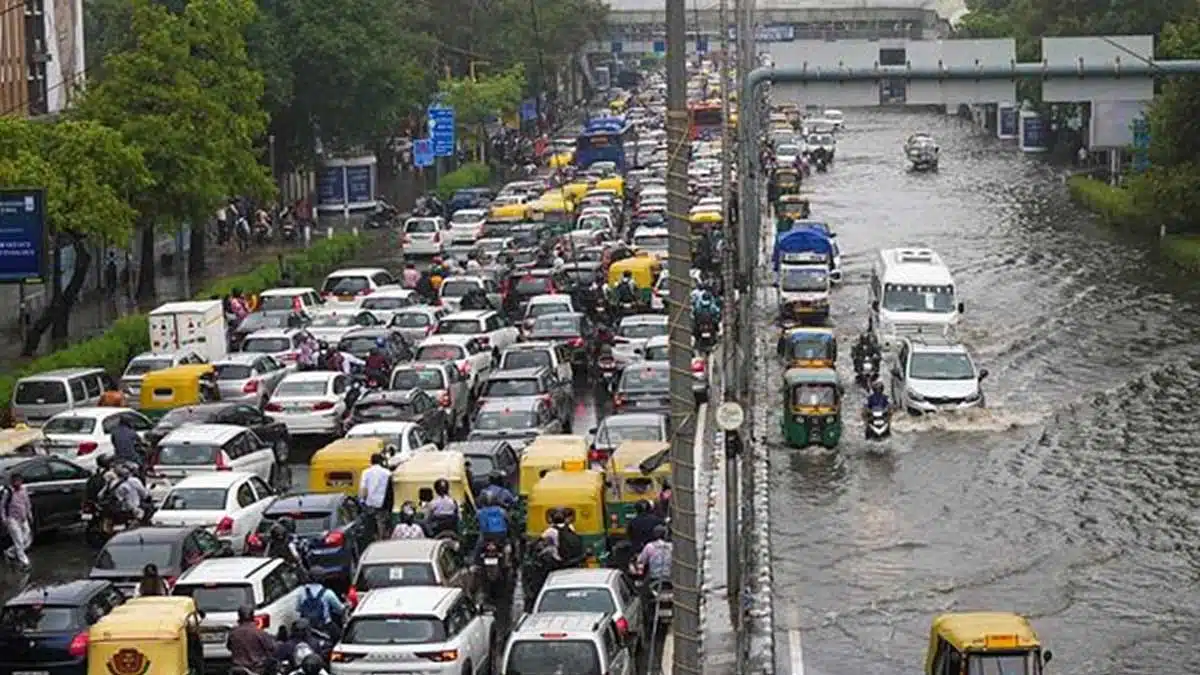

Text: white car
xmin=433 ymin=310 xmax=520 ymax=356
xmin=149 ymin=423 xmax=281 ymax=499
xmin=345 ymin=421 xmax=439 ymax=464
xmin=151 ymin=471 xmax=276 ymax=553
xmin=415 ymin=335 xmax=493 ymax=394
xmin=520 ymin=295 xmax=577 ymax=333
xmin=631 ymin=227 xmax=669 ymax=260
xmin=532 ymin=568 xmax=646 ymax=653
xmin=438 ymin=276 xmax=502 ymax=314
xmin=42 ymin=407 xmax=153 ymax=472
xmin=447 ymin=208 xmax=488 ymax=244
xmin=239 ymin=327 xmax=316 ymax=367
xmin=331 ymin=586 xmax=495 ymax=675
xmin=257 ymin=286 xmax=324 ymax=314
xmin=357 ymin=288 xmax=419 ymax=324
xmin=403 ymin=216 xmax=448 ymax=256
xmin=265 ymin=371 xmax=351 ymax=436
xmin=613 ymin=314 xmax=669 ymax=364
xmin=389 ymin=306 xmax=446 ymax=344
xmin=174 ymin=557 xmax=307 ymax=660
xmin=776 ymin=143 xmax=802 ymax=166
xmin=498 ymin=342 xmax=573 ymax=382
xmin=120 ymin=349 xmax=207 ymax=408
xmin=643 ymin=335 xmax=709 ymax=403
xmin=501 ymin=613 xmax=634 ymax=675
xmin=475 ymin=237 xmax=515 ymax=264
xmin=321 ymin=268 xmax=398 ymax=305
xmin=890 ymin=336 xmax=988 ymax=414
xmin=575 ymin=211 xmax=613 ymax=233
xmin=305 ymin=309 xmax=382 ymax=344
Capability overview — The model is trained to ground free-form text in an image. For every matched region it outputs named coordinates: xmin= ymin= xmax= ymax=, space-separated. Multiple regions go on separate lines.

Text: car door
xmin=256 ymin=356 xmax=287 ymax=394
xmin=438 ymin=545 xmax=475 ymax=597
xmin=466 ymin=339 xmax=492 ymax=384
xmin=497 ymin=446 xmax=520 ymax=492
xmin=338 ymin=498 xmax=369 ymax=552
xmin=616 ymin=574 xmax=644 ymax=634
xmin=892 ymin=343 xmax=909 ymax=400
xmin=603 ymin=622 xmax=633 ymax=675
xmin=553 ymin=345 xmax=574 ymax=380
xmin=44 ymin=458 xmax=89 ymax=526
xmin=241 ymin=476 xmax=276 ymax=542
xmin=483 ymin=279 xmax=502 ymax=309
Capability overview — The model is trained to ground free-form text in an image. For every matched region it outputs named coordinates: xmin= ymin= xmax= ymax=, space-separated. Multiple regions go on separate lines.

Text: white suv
xmin=331 ymin=586 xmax=495 ymax=675
xmin=434 ymin=310 xmax=520 ymax=356
xmin=500 ymin=612 xmax=633 ymax=675
xmin=498 ymin=342 xmax=573 ymax=382
xmin=890 ymin=336 xmax=988 ymax=414
xmin=151 ymin=424 xmax=281 ymax=498
xmin=172 ymin=557 xmax=306 ymax=661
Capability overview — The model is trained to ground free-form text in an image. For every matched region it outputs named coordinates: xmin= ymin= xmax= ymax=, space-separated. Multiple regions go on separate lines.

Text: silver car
xmin=213 ymin=353 xmax=291 ymax=405
xmin=389 ymin=362 xmax=471 ymax=435
xmin=389 ymin=306 xmax=446 ymax=343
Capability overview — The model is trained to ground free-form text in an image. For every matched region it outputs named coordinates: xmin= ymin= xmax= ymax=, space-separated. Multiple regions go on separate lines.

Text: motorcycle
xmin=865 ymin=406 xmax=892 ymax=440
xmin=695 ymin=316 xmax=718 ymax=351
xmin=84 ymin=497 xmax=154 ymax=549
xmin=253 ymin=220 xmax=273 ymax=244
xmin=366 ymin=199 xmax=399 ymax=229
xmin=479 ymin=538 xmax=511 ymax=601
xmin=597 ymin=355 xmax=619 ymax=394
xmin=853 ymin=354 xmax=881 ymax=389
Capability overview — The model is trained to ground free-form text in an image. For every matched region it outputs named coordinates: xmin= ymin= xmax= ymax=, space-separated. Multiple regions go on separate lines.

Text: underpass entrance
xmin=879 ymin=47 xmax=906 ymax=104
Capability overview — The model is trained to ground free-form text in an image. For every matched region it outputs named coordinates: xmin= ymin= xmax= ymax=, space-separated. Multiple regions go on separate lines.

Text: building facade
xmin=0 ymin=0 xmax=84 ymax=117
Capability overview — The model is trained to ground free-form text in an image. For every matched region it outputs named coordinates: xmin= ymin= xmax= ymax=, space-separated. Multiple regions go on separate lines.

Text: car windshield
xmin=451 ymin=212 xmax=483 ymax=224
xmin=43 ymin=416 xmax=97 ymax=434
xmin=644 ymin=346 xmax=668 ymax=360
xmin=172 ymin=584 xmax=254 ymax=613
xmin=257 ymin=295 xmax=302 ymax=311
xmin=417 ymin=345 xmax=465 ymax=361
xmin=578 ymin=217 xmax=607 ymax=230
xmin=160 ymin=487 xmax=227 ymax=511
xmin=355 ymin=563 xmax=437 ymax=590
xmin=909 ymin=353 xmax=975 ymax=380
xmin=323 ymin=277 xmax=369 ymax=294
xmin=393 ymin=312 xmax=432 ymax=328
xmin=634 ymin=234 xmax=669 ymax=250
xmin=619 ymin=322 xmax=667 ymax=339
xmin=0 ymin=606 xmax=78 ymax=633
xmin=483 ymin=379 xmax=541 ymax=397
xmin=258 ymin=512 xmax=330 ymax=536
xmin=124 ymin=358 xmax=174 ymax=377
xmin=478 ymin=239 xmax=508 ymax=252
xmin=344 ymin=616 xmax=445 ymax=645
xmin=354 ymin=401 xmax=412 ymax=419
xmin=535 ymin=587 xmax=617 ymax=614
xmin=276 ymin=380 xmax=329 ymax=397
xmin=437 ymin=319 xmax=482 ymax=335
xmin=501 ymin=350 xmax=551 ymax=369
xmin=809 ymin=134 xmax=834 ymax=145
xmin=464 ymin=454 xmax=496 ymax=475
xmin=391 ymin=368 xmax=446 ymax=390
xmin=406 ymin=220 xmax=438 ymax=233
xmin=595 ymin=422 xmax=663 ymax=446
xmin=14 ymin=380 xmax=68 ymax=405
xmin=781 ymin=267 xmax=828 ymax=292
xmin=95 ymin=542 xmax=176 ymax=570
xmin=362 ymin=297 xmax=410 ymax=310
xmin=156 ymin=444 xmax=219 ymax=465
xmin=310 ymin=314 xmax=357 ymax=327
xmin=340 ymin=337 xmax=383 ymax=355
xmin=505 ymin=641 xmax=601 ymax=675
xmin=882 ymin=283 xmax=956 ymax=313
xmin=237 ymin=313 xmax=290 ymax=332
xmin=215 ymin=364 xmax=254 ymax=380
xmin=620 ymin=367 xmax=670 ymax=391
xmin=514 ymin=278 xmax=551 ymax=296
xmin=790 ymin=384 xmax=837 ymax=407
xmin=967 ymin=653 xmax=1037 ymax=675
xmin=440 ymin=280 xmax=479 ymax=298
xmin=241 ymin=337 xmax=291 ymax=353
xmin=786 ymin=337 xmax=830 ymax=360
xmin=527 ymin=303 xmax=572 ymax=318
xmin=777 ymin=144 xmax=801 ymax=156
xmin=533 ymin=316 xmax=580 ymax=334
xmin=158 ymin=408 xmax=216 ymax=427
xmin=474 ymin=409 xmax=535 ymax=430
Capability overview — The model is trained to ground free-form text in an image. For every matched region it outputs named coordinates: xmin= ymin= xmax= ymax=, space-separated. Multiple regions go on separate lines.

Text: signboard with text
xmin=428 ymin=106 xmax=456 ymax=157
xmin=0 ymin=188 xmax=47 ymax=284
xmin=413 ymin=139 xmax=434 ymax=168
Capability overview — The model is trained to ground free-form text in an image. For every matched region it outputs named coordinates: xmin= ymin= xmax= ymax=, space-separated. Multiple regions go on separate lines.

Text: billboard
xmin=0 ymin=189 xmax=48 ymax=284
xmin=1090 ymin=100 xmax=1148 ymax=148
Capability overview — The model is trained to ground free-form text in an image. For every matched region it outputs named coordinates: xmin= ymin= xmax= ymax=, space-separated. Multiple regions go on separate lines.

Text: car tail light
xmin=282 ymin=351 xmax=298 ymax=363
xmin=614 ymin=393 xmax=627 ymax=407
xmin=216 ymin=516 xmax=234 ymax=535
xmin=247 ymin=533 xmax=262 ymax=549
xmin=615 ymin=617 xmax=629 ymax=636
xmin=458 ymin=362 xmax=471 ymax=376
xmin=692 ymin=359 xmax=706 ymax=373
xmin=77 ymin=441 xmax=98 ymax=456
xmin=588 ymin=448 xmax=606 ymax=462
xmin=433 ymin=232 xmax=442 ymax=243
xmin=478 ymin=336 xmax=490 ymax=346
xmin=264 ymin=402 xmax=283 ymax=412
xmin=439 ymin=391 xmax=451 ymax=407
xmin=567 ymin=337 xmax=584 ymax=348
xmin=321 ymin=291 xmax=333 ymax=298
xmin=254 ymin=614 xmax=270 ymax=630
xmin=68 ymin=631 xmax=89 ymax=657
xmin=403 ymin=234 xmax=412 ymax=244
xmin=164 ymin=576 xmax=177 ymax=588
xmin=324 ymin=530 xmax=345 ymax=547
xmin=312 ymin=401 xmax=335 ymax=411
xmin=347 ymin=586 xmax=359 ymax=607
xmin=417 ymin=650 xmax=459 ymax=662
xmin=243 ymin=379 xmax=260 ymax=393
xmin=331 ymin=651 xmax=364 ymax=664
xmin=425 ymin=325 xmax=435 ymax=336
xmin=215 ymin=452 xmax=232 ymax=471
xmin=540 ymin=395 xmax=552 ymax=406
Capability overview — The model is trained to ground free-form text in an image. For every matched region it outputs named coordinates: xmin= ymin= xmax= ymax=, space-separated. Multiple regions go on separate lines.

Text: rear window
xmin=416 ymin=345 xmax=466 ymax=362
xmin=355 ymin=563 xmax=437 ymax=590
xmin=258 ymin=295 xmax=300 ymax=311
xmin=241 ymin=337 xmax=291 ymax=353
xmin=436 ymin=319 xmax=482 ymax=335
xmin=440 ymin=280 xmax=479 ymax=298
xmin=473 ymin=409 xmax=535 ymax=430
xmin=275 ymin=380 xmax=329 ymax=397
xmin=391 ymin=369 xmax=446 ymax=390
xmin=620 ymin=367 xmax=670 ymax=391
xmin=215 ymin=365 xmax=254 ymax=380
xmin=500 ymin=350 xmax=550 ymax=369
xmin=344 ymin=616 xmax=444 ymax=645
xmin=463 ymin=454 xmax=496 ymax=475
xmin=323 ymin=276 xmax=369 ymax=294
xmin=514 ymin=277 xmax=551 ymax=295
xmin=0 ymin=606 xmax=79 ymax=633
xmin=451 ymin=212 xmax=483 ymax=224
xmin=535 ymin=588 xmax=616 ymax=614
xmin=339 ymin=337 xmax=382 ymax=355
xmin=634 ymin=234 xmax=669 ymax=250
xmin=362 ymin=297 xmax=411 ymax=311
xmin=644 ymin=346 xmax=668 ymax=361
xmin=95 ymin=542 xmax=177 ymax=570
xmin=482 ymin=378 xmax=542 ymax=397
xmin=533 ymin=315 xmax=580 ymax=334
xmin=392 ymin=312 xmax=432 ymax=328
xmin=172 ymin=584 xmax=255 ymax=613
xmin=158 ymin=408 xmax=217 ymax=427
xmin=405 ymin=220 xmax=438 ymax=233
xmin=160 ymin=487 xmax=228 ymax=511
xmin=259 ymin=512 xmax=331 ymax=537
xmin=124 ymin=358 xmax=174 ymax=377
xmin=14 ymin=380 xmax=68 ymax=405
xmin=505 ymin=640 xmax=601 ymax=675
xmin=353 ymin=401 xmax=412 ymax=419
xmin=527 ymin=303 xmax=572 ymax=318
xmin=43 ymin=416 xmax=97 ymax=434
xmin=618 ymin=322 xmax=667 ymax=339
xmin=156 ymin=444 xmax=220 ymax=466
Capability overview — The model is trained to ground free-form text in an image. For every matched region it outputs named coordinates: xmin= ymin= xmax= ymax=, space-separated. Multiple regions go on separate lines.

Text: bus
xmin=575 ymin=116 xmax=636 ymax=171
xmin=689 ymin=101 xmax=723 ymax=140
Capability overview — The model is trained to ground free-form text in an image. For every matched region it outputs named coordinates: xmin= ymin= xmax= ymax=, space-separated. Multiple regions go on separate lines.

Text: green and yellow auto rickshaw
xmin=775 ymin=194 xmax=811 ymax=233
xmin=776 ymin=327 xmax=837 ymax=369
xmin=780 ymin=367 xmax=842 ymax=448
xmin=525 ymin=460 xmax=609 ymax=567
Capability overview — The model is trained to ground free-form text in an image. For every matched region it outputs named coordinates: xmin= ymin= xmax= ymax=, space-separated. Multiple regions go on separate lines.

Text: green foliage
xmin=435 ymin=163 xmax=493 ymax=200
xmin=0 ymin=235 xmax=363 ymax=418
xmin=1160 ymin=234 xmax=1200 ymax=271
xmin=439 ymin=65 xmax=527 ymax=131
xmin=1065 ymin=176 xmax=1143 ymax=226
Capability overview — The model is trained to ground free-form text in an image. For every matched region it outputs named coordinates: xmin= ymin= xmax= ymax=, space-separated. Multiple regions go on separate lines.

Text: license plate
xmin=338 ymin=295 xmax=354 ymax=302
xmin=80 ymin=513 xmax=93 ymax=521
xmin=202 ymin=632 xmax=227 ymax=644
xmin=484 ymin=558 xmax=499 ymax=566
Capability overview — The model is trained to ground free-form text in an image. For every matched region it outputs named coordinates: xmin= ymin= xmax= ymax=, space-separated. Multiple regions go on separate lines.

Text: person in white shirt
xmin=358 ymin=453 xmax=392 ymax=539
xmin=390 ymin=502 xmax=426 ymax=539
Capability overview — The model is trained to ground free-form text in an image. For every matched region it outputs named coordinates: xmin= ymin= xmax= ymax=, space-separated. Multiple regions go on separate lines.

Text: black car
xmin=338 ymin=326 xmax=416 ymax=362
xmin=350 ymin=389 xmax=451 ymax=447
xmin=525 ymin=312 xmax=600 ymax=366
xmin=503 ymin=269 xmax=566 ymax=316
xmin=145 ymin=402 xmax=291 ymax=461
xmin=231 ymin=310 xmax=309 ymax=350
xmin=247 ymin=492 xmax=369 ymax=583
xmin=0 ymin=455 xmax=89 ymax=536
xmin=447 ymin=440 xmax=520 ymax=496
xmin=613 ymin=361 xmax=672 ymax=414
xmin=588 ymin=412 xmax=670 ymax=467
xmin=477 ymin=366 xmax=574 ymax=431
xmin=0 ymin=580 xmax=126 ymax=675
xmin=89 ymin=526 xmax=233 ymax=596
xmin=467 ymin=397 xmax=563 ymax=452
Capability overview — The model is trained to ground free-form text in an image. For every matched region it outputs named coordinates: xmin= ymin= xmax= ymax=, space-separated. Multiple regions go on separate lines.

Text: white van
xmin=869 ymin=248 xmax=963 ymax=349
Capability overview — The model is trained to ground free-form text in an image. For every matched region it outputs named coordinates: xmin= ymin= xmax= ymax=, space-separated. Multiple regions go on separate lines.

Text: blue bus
xmin=575 ymin=116 xmax=635 ymax=171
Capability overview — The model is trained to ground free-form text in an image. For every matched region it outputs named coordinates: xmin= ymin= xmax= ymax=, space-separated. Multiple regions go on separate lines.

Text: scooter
xmin=597 ymin=355 xmax=619 ymax=394
xmin=865 ymin=406 xmax=892 ymax=440
xmin=695 ymin=316 xmax=718 ymax=351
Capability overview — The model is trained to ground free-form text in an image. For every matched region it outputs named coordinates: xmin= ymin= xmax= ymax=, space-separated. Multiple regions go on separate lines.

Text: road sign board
xmin=715 ymin=402 xmax=745 ymax=431
xmin=413 ymin=139 xmax=434 ymax=168
xmin=428 ymin=106 xmax=456 ymax=157
xmin=1132 ymin=116 xmax=1150 ymax=171
xmin=520 ymin=100 xmax=537 ymax=122
xmin=653 ymin=40 xmax=665 ymax=54
xmin=0 ymin=188 xmax=47 ymax=284
xmin=611 ymin=41 xmax=622 ymax=54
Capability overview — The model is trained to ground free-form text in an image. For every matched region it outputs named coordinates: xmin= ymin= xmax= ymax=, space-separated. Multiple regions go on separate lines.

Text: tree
xmin=75 ymin=0 xmax=273 ymax=297
xmin=439 ymin=65 xmax=527 ymax=159
xmin=0 ymin=119 xmax=151 ymax=354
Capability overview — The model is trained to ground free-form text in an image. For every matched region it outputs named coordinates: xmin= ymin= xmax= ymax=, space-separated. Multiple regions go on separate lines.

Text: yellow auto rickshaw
xmin=605 ymin=440 xmax=670 ymax=537
xmin=525 ymin=460 xmax=609 ymax=567
xmin=594 ymin=175 xmax=626 ymax=198
xmin=548 ymin=151 xmax=574 ymax=169
xmin=88 ymin=596 xmax=202 ymax=675
xmin=519 ymin=435 xmax=590 ymax=499
xmin=560 ymin=181 xmax=592 ymax=203
xmin=529 ymin=194 xmax=576 ymax=235
xmin=689 ymin=210 xmax=723 ymax=233
xmin=0 ymin=426 xmax=46 ymax=456
xmin=308 ymin=437 xmax=387 ymax=495
xmin=392 ymin=450 xmax=478 ymax=544
xmin=926 ymin=612 xmax=1050 ymax=675
xmin=488 ymin=202 xmax=531 ymax=223
xmin=138 ymin=364 xmax=219 ymax=420
xmin=607 ymin=255 xmax=661 ymax=306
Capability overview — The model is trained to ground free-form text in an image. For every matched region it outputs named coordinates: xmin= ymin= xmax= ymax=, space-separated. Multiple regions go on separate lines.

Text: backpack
xmin=478 ymin=506 xmax=507 ymax=534
xmin=299 ymin=586 xmax=326 ymax=625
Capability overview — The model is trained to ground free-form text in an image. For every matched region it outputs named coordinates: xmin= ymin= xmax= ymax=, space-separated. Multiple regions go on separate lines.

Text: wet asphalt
xmin=761 ymin=109 xmax=1200 ymax=675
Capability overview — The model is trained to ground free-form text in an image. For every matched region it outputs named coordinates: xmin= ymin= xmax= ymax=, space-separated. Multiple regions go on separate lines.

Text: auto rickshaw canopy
xmin=783 ymin=367 xmax=841 ymax=411
xmin=525 ymin=465 xmax=607 ymax=538
xmin=488 ymin=203 xmax=531 ymax=222
xmin=90 ymin=596 xmax=198 ymax=641
xmin=392 ymin=450 xmax=475 ymax=509
xmin=607 ymin=256 xmax=660 ymax=288
xmin=689 ymin=211 xmax=723 ymax=226
xmin=594 ymin=176 xmax=625 ymax=198
xmin=607 ymin=440 xmax=669 ymax=503
xmin=138 ymin=364 xmax=219 ymax=414
xmin=519 ymin=435 xmax=590 ymax=497
xmin=0 ymin=427 xmax=46 ymax=456
xmin=930 ymin=612 xmax=1041 ymax=653
xmin=309 ymin=437 xmax=388 ymax=494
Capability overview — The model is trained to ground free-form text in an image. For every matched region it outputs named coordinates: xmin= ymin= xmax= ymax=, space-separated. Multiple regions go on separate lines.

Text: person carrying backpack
xmin=295 ymin=571 xmax=345 ymax=641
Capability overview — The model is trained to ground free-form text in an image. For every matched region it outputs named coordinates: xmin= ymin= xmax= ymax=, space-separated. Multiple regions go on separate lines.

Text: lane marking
xmin=661 ymin=631 xmax=674 ymax=675
xmin=789 ymin=629 xmax=804 ymax=675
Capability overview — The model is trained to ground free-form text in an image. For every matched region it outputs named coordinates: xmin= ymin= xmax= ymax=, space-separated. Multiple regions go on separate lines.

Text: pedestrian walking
xmin=2 ymin=475 xmax=33 ymax=570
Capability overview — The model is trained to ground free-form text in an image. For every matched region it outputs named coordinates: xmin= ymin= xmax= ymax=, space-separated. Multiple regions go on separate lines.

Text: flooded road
xmin=764 ymin=109 xmax=1200 ymax=675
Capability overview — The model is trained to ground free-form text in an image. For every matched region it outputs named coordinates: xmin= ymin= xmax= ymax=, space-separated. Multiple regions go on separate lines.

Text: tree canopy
xmin=439 ymin=65 xmax=528 ymax=131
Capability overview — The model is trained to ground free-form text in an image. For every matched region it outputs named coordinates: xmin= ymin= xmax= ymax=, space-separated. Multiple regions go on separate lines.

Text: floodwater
xmin=764 ymin=109 xmax=1200 ymax=675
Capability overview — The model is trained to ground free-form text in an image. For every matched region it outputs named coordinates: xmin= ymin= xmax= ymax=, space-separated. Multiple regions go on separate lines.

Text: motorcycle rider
xmin=459 ymin=286 xmax=492 ymax=311
xmin=551 ymin=509 xmax=587 ymax=569
xmin=110 ymin=415 xmax=142 ymax=470
xmin=614 ymin=270 xmax=638 ymax=306
xmin=851 ymin=332 xmax=881 ymax=377
xmin=401 ymin=263 xmax=421 ymax=289
xmin=110 ymin=464 xmax=151 ymax=522
xmin=864 ymin=380 xmax=890 ymax=418
xmin=693 ymin=290 xmax=721 ymax=326
xmin=273 ymin=619 xmax=323 ymax=670
xmin=85 ymin=455 xmax=114 ymax=504
xmin=296 ymin=571 xmax=346 ymax=642
xmin=226 ymin=605 xmax=278 ymax=675
xmin=364 ymin=338 xmax=392 ymax=386
xmin=627 ymin=499 xmax=665 ymax=555
xmin=391 ymin=502 xmax=426 ymax=539
xmin=634 ymin=525 xmax=672 ymax=583
xmin=429 ymin=257 xmax=449 ymax=284
xmin=422 ymin=478 xmax=459 ymax=536
xmin=480 ymin=471 xmax=516 ymax=509
xmin=266 ymin=520 xmax=304 ymax=569
xmin=472 ymin=491 xmax=512 ymax=563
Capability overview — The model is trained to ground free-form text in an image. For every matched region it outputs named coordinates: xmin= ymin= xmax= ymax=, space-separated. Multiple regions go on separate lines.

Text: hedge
xmin=1065 ymin=176 xmax=1143 ymax=226
xmin=434 ymin=162 xmax=492 ymax=200
xmin=0 ymin=234 xmax=364 ymax=420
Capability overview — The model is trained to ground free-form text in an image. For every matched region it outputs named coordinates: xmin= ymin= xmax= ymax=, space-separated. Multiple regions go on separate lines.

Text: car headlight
xmin=906 ymin=389 xmax=925 ymax=402
xmin=963 ymin=392 xmax=981 ymax=402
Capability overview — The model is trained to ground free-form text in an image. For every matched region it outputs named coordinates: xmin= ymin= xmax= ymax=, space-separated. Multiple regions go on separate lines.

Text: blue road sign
xmin=611 ymin=41 xmax=622 ymax=54
xmin=520 ymin=100 xmax=537 ymax=122
xmin=346 ymin=166 xmax=372 ymax=204
xmin=653 ymin=40 xmax=665 ymax=54
xmin=697 ymin=37 xmax=708 ymax=53
xmin=0 ymin=189 xmax=47 ymax=284
xmin=316 ymin=166 xmax=345 ymax=207
xmin=413 ymin=139 xmax=434 ymax=168
xmin=428 ymin=106 xmax=456 ymax=157
xmin=1132 ymin=116 xmax=1150 ymax=171
xmin=999 ymin=107 xmax=1018 ymax=136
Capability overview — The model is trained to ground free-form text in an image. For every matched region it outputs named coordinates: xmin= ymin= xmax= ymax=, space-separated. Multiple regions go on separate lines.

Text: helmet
xmin=384 ymin=444 xmax=399 ymax=457
xmin=375 ymin=336 xmax=387 ymax=348
xmin=300 ymin=653 xmax=326 ymax=675
xmin=434 ymin=478 xmax=450 ymax=496
xmin=399 ymin=501 xmax=417 ymax=523
xmin=488 ymin=470 xmax=505 ymax=487
xmin=623 ymin=271 xmax=633 ymax=279
xmin=277 ymin=516 xmax=295 ymax=534
xmin=479 ymin=491 xmax=495 ymax=507
xmin=651 ymin=524 xmax=668 ymax=541
xmin=549 ymin=508 xmax=567 ymax=525
xmin=317 ymin=340 xmax=329 ymax=350
xmin=432 ymin=256 xmax=443 ymax=264
xmin=97 ymin=455 xmax=112 ymax=470
xmin=269 ymin=522 xmax=287 ymax=541
xmin=635 ymin=499 xmax=652 ymax=515
xmin=115 ymin=464 xmax=131 ymax=479
xmin=237 ymin=605 xmax=255 ymax=624
xmin=871 ymin=380 xmax=884 ymax=393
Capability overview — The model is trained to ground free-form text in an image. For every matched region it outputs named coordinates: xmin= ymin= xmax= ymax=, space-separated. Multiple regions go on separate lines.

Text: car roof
xmin=442 ymin=310 xmax=494 ymax=320
xmin=543 ymin=568 xmax=623 ymax=588
xmin=620 ymin=314 xmax=668 ymax=325
xmin=528 ymin=295 xmax=573 ymax=305
xmin=445 ymin=440 xmax=511 ymax=456
xmin=327 ymin=268 xmax=389 ymax=276
xmin=107 ymin=526 xmax=195 ymax=545
xmin=487 ymin=367 xmax=547 ymax=380
xmin=281 ymin=371 xmax=338 ymax=383
xmin=355 ymin=586 xmax=460 ymax=618
xmin=503 ymin=341 xmax=555 ymax=351
xmin=397 ymin=305 xmax=440 ymax=315
xmin=265 ymin=492 xmax=344 ymax=513
xmin=477 ymin=397 xmax=541 ymax=412
xmin=419 ymin=335 xmax=473 ymax=347
xmin=511 ymin=612 xmax=612 ymax=637
xmin=358 ymin=390 xmax=421 ymax=404
xmin=49 ymin=406 xmax=130 ymax=421
xmin=245 ymin=328 xmax=303 ymax=339
xmin=342 ymin=327 xmax=394 ymax=338
xmin=347 ymin=420 xmax=418 ymax=435
xmin=367 ymin=288 xmax=416 ymax=298
xmin=216 ymin=353 xmax=269 ymax=365
xmin=178 ymin=557 xmax=280 ymax=583
xmin=452 ymin=208 xmax=488 ymax=216
xmin=8 ymin=579 xmax=113 ymax=606
xmin=531 ymin=312 xmax=583 ymax=322
xmin=906 ymin=336 xmax=969 ymax=353
xmin=359 ymin=538 xmax=445 ymax=564
xmin=168 ymin=471 xmax=256 ymax=490
xmin=160 ymin=423 xmax=244 ymax=445
xmin=261 ymin=287 xmax=318 ymax=296
xmin=601 ymin=412 xmax=667 ymax=427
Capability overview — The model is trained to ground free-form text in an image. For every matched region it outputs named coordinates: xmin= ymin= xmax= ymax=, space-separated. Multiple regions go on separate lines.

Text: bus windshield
xmin=882 ymin=283 xmax=955 ymax=313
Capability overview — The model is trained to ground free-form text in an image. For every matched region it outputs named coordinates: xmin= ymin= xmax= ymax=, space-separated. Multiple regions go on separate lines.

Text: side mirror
xmin=829 ymin=270 xmax=842 ymax=282
xmin=957 ymin=301 xmax=965 ymax=313
xmin=1043 ymin=650 xmax=1052 ymax=664
xmin=978 ymin=369 xmax=989 ymax=381
xmin=871 ymin=301 xmax=879 ymax=312
xmin=588 ymin=426 xmax=598 ymax=435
